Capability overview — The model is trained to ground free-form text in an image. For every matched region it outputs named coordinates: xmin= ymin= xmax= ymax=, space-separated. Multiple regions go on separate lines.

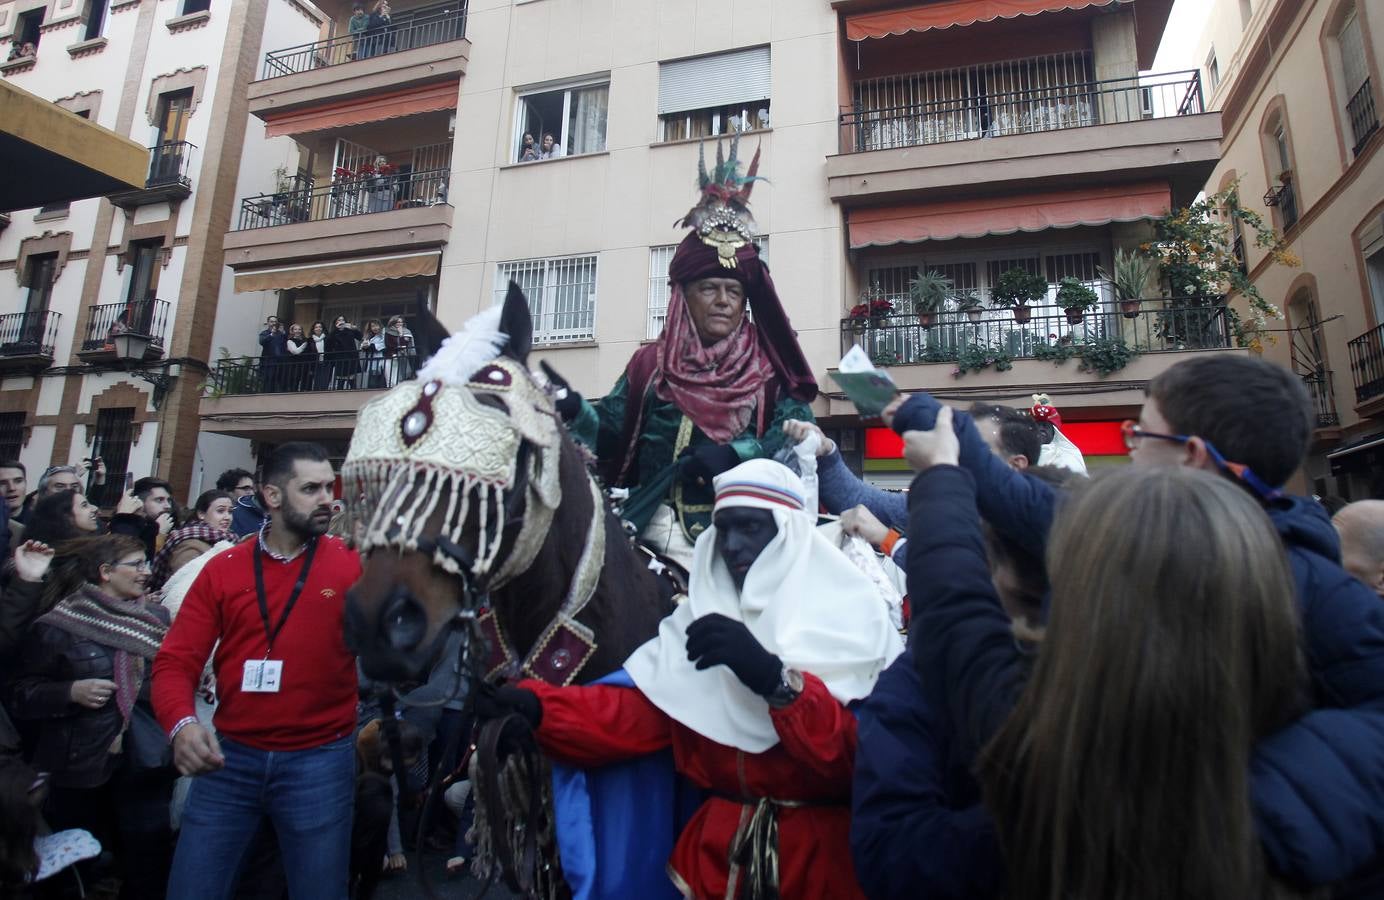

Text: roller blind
xmin=658 ymin=46 xmax=771 ymax=115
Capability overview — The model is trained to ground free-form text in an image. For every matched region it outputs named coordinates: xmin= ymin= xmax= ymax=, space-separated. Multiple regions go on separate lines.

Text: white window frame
xmin=1205 ymin=47 xmax=1220 ymax=92
xmin=512 ymin=76 xmax=610 ymax=163
xmin=495 ymin=254 xmax=599 ymax=344
xmin=646 ymin=238 xmax=768 ymax=339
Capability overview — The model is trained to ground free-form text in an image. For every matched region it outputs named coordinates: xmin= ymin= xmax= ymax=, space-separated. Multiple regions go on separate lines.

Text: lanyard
xmin=252 ymin=538 xmax=319 ymax=657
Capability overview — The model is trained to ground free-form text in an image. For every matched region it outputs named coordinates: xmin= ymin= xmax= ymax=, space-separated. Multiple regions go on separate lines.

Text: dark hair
xmin=1148 ymin=356 xmax=1312 ymax=489
xmin=216 ymin=468 xmax=254 ymax=492
xmin=0 ymin=757 xmax=41 ymax=886
xmin=263 ymin=442 xmax=330 ymax=488
xmin=26 ymin=490 xmax=92 ymax=545
xmin=970 ymin=403 xmax=1042 ymax=467
xmin=0 ymin=459 xmax=25 ymax=476
xmin=132 ymin=477 xmax=172 ymax=500
xmin=194 ymin=490 xmax=233 ymax=515
xmin=64 ymin=533 xmax=146 ymax=584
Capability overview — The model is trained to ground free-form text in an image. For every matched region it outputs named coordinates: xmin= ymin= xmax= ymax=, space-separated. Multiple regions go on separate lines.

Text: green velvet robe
xmin=570 ymin=374 xmax=815 ymax=541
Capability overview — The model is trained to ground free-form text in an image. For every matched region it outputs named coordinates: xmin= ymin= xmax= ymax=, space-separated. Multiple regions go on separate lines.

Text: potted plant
xmin=1098 ymin=248 xmax=1156 ymax=318
xmin=1055 ymin=277 xmax=1100 ymax=324
xmin=953 ymin=289 xmax=984 ymax=323
xmin=991 ymin=268 xmax=1047 ymax=324
xmin=908 ymin=270 xmax=951 ymax=328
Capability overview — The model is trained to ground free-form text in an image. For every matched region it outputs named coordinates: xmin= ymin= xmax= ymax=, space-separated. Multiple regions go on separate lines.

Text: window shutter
xmin=1340 ymin=12 xmax=1368 ymax=93
xmin=658 ymin=46 xmax=771 ymax=115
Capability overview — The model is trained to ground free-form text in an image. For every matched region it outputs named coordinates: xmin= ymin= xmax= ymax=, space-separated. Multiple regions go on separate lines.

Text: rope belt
xmin=719 ymin=794 xmax=843 ymax=900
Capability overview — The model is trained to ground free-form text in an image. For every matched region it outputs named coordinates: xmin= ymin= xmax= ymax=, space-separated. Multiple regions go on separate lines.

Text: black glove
xmin=539 ymin=361 xmax=583 ymax=422
xmin=472 ymin=683 xmax=542 ymax=730
xmin=685 ymin=613 xmax=782 ymax=697
xmin=680 ymin=443 xmax=742 ymax=487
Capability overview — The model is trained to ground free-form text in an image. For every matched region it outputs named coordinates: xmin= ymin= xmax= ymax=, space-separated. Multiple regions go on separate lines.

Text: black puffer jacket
xmin=8 ymin=621 xmax=155 ymax=789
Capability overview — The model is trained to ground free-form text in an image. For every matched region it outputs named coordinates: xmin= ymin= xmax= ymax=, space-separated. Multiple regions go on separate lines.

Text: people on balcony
xmin=328 ymin=316 xmax=363 ymax=390
xmin=382 ymin=316 xmax=414 ymax=386
xmin=348 ymin=3 xmax=369 ymax=60
xmin=364 ymin=0 xmax=393 ymax=59
xmin=258 ymin=316 xmax=288 ymax=393
xmin=359 ymin=320 xmax=385 ymax=389
xmin=309 ymin=322 xmax=331 ymax=390
xmin=285 ymin=324 xmax=317 ymax=393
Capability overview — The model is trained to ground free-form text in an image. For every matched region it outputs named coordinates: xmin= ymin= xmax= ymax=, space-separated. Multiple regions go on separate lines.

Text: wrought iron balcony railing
xmin=1348 ymin=322 xmax=1384 ymax=405
xmin=210 ymin=353 xmax=419 ymax=396
xmin=147 ymin=141 xmax=196 ymax=188
xmin=1300 ymin=369 xmax=1340 ymax=428
xmin=1348 ymin=79 xmax=1379 ymax=157
xmin=839 ymin=301 xmax=1233 ymax=368
xmin=235 ymin=167 xmax=449 ymax=230
xmin=261 ymin=3 xmax=467 ymax=79
xmin=839 ymin=69 xmax=1204 ymax=154
xmin=81 ymin=299 xmax=170 ymax=353
xmin=0 ymin=310 xmax=61 ymax=359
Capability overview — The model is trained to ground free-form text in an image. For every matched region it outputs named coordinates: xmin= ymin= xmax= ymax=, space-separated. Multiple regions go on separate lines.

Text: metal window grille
xmin=496 ymin=256 xmax=599 ymax=344
xmin=333 ymin=139 xmax=382 ymax=178
xmin=1340 ymin=11 xmax=1369 ymax=96
xmin=411 ymin=142 xmax=453 ymax=175
xmin=646 ymin=238 xmax=768 ymax=339
xmin=90 ymin=408 xmax=135 ymax=508
xmin=0 ymin=413 xmax=23 ymax=461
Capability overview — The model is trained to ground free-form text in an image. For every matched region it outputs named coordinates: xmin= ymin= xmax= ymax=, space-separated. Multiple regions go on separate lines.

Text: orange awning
xmin=845 ymin=0 xmax=1127 ymax=41
xmin=847 ymin=181 xmax=1171 ymax=248
xmin=262 ymin=81 xmax=459 ymax=138
xmin=233 ymin=251 xmax=440 ymax=293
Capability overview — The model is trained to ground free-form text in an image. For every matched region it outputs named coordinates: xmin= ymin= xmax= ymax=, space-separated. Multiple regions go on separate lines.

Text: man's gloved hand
xmin=685 ymin=613 xmax=782 ymax=697
xmin=472 ymin=683 xmax=542 ymax=730
xmin=680 ymin=443 xmax=741 ymax=488
xmin=539 ymin=362 xmax=583 ymax=422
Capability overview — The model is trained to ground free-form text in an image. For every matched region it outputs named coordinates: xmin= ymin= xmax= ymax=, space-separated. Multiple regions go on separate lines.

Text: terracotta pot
xmin=1064 ymin=309 xmax=1085 ymax=325
xmin=918 ymin=311 xmax=938 ymax=328
xmin=1012 ymin=306 xmax=1032 ymax=324
xmin=965 ymin=309 xmax=984 ymax=323
xmin=1119 ymin=299 xmax=1142 ymax=319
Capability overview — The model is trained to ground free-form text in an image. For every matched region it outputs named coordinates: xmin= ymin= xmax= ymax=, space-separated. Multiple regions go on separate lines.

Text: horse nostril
xmin=381 ymin=594 xmax=428 ymax=652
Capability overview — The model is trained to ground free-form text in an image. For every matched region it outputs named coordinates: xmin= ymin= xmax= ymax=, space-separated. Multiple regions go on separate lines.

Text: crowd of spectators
xmin=257 ymin=313 xmax=414 ymax=394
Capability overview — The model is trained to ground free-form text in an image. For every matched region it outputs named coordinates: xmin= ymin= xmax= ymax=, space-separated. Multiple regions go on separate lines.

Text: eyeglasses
xmin=1120 ymin=420 xmax=1282 ymax=501
xmin=112 ymin=559 xmax=152 ymax=572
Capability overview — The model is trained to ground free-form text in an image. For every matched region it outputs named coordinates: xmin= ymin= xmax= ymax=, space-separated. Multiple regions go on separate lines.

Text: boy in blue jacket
xmin=889 ymin=355 xmax=1384 ymax=890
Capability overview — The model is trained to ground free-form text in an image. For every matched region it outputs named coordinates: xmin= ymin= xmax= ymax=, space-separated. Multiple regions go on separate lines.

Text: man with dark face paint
xmin=475 ymin=460 xmax=901 ymax=898
xmin=153 ymin=442 xmax=361 ymax=900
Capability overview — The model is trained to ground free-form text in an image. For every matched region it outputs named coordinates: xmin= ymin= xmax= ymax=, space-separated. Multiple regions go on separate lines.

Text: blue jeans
xmin=167 ymin=735 xmax=354 ymax=900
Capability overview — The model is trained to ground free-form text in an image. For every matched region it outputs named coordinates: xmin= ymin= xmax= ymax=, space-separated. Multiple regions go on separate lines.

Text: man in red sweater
xmin=153 ymin=442 xmax=360 ymax=900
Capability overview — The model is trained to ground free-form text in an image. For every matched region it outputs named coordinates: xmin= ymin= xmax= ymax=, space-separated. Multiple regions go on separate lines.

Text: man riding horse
xmin=548 ymin=138 xmax=818 ymax=571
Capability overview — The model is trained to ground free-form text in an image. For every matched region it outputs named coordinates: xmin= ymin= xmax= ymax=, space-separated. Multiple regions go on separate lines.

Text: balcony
xmin=1300 ymin=369 xmax=1341 ymax=432
xmin=1348 ymin=80 xmax=1378 ymax=158
xmin=827 ymin=69 xmax=1220 ymax=206
xmin=1348 ymin=322 xmax=1384 ymax=418
xmin=224 ymin=168 xmax=451 ymax=276
xmin=77 ymin=299 xmax=169 ymax=360
xmin=108 ymin=142 xmax=197 ymax=210
xmin=248 ymin=3 xmax=468 ymax=127
xmin=200 ymin=355 xmax=418 ymax=440
xmin=0 ymin=310 xmax=60 ymax=372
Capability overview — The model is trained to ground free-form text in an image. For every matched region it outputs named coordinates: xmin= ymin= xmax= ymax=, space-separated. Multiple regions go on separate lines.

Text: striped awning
xmin=233 ymin=251 xmax=440 ymax=293
xmin=845 ymin=0 xmax=1129 ymax=41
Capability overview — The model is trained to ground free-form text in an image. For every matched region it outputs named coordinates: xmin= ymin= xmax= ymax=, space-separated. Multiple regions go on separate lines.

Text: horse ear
xmin=411 ymin=290 xmax=452 ymax=369
xmin=499 ymin=281 xmax=533 ymax=364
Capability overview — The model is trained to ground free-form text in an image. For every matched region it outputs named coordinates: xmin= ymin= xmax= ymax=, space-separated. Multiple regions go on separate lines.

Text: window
xmin=1205 ymin=47 xmax=1220 ymax=92
xmin=0 ymin=414 xmax=24 ymax=461
xmin=155 ymin=89 xmax=193 ymax=147
xmin=496 ymin=255 xmax=598 ymax=343
xmin=90 ymin=408 xmax=135 ymax=509
xmin=1336 ymin=8 xmax=1378 ymax=156
xmin=513 ymin=80 xmax=608 ymax=162
xmin=13 ymin=8 xmax=43 ymax=54
xmin=23 ymin=254 xmax=57 ymax=319
xmin=1239 ymin=0 xmax=1252 ymax=28
xmin=84 ymin=0 xmax=108 ymax=41
xmin=658 ymin=47 xmax=771 ymax=142
xmin=125 ymin=240 xmax=163 ymax=305
xmin=181 ymin=0 xmax=211 ymax=13
xmin=646 ymin=238 xmax=768 ymax=338
xmin=1273 ymin=124 xmax=1298 ymax=230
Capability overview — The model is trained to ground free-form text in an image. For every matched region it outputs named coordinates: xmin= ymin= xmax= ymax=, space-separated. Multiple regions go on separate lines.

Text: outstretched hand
xmin=782 ymin=420 xmax=836 ymax=457
xmin=685 ymin=613 xmax=782 ymax=697
xmin=12 ymin=540 xmax=54 ymax=583
xmin=903 ymin=405 xmax=961 ymax=471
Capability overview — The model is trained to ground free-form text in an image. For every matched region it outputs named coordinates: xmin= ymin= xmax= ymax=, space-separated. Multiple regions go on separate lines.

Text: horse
xmin=342 ymin=285 xmax=674 ymax=895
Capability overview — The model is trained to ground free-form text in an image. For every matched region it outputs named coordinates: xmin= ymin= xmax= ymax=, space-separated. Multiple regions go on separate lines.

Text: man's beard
xmin=281 ymin=502 xmax=331 ymax=541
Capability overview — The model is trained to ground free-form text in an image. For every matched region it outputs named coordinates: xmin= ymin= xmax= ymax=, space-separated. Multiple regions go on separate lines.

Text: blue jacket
xmin=894 ymin=393 xmax=1384 ymax=886
xmin=259 ymin=328 xmax=288 ymax=359
xmin=817 ymin=450 xmax=910 ymax=568
xmin=851 ymin=646 xmax=1003 ymax=900
xmin=230 ymin=494 xmax=266 ymax=538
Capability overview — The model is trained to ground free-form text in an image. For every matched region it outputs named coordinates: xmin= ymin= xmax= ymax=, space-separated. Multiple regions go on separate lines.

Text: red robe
xmin=523 ymin=673 xmax=865 ymax=900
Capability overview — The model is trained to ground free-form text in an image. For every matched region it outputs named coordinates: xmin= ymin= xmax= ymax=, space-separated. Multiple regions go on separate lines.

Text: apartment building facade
xmin=0 ymin=0 xmax=321 ymax=502
xmin=205 ymin=0 xmax=1230 ymax=486
xmin=1195 ymin=0 xmax=1384 ymax=500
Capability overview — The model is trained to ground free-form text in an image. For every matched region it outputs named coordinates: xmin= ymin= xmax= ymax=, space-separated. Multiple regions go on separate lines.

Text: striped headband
xmin=713 ymin=478 xmax=805 ymax=512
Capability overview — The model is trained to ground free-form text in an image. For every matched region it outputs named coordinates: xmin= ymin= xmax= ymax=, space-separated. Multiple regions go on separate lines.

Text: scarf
xmin=653 ymin=284 xmax=776 ymax=444
xmin=624 ymin=460 xmax=902 ymax=752
xmin=149 ymin=523 xmax=235 ymax=591
xmin=38 ymin=585 xmax=168 ymax=722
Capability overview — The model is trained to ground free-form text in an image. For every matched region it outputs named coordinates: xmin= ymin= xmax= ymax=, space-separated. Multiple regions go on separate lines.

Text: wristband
xmin=879 ymin=529 xmax=902 ymax=557
xmin=169 ymin=716 xmax=199 ymax=742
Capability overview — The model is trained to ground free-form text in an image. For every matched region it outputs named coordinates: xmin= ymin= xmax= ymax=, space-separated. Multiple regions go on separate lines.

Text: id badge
xmin=241 ymin=659 xmax=284 ymax=693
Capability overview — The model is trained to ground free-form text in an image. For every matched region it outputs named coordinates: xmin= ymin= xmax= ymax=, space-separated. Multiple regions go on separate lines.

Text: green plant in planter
xmin=1033 ymin=337 xmax=1080 ymax=364
xmin=869 ymin=348 xmax=901 ymax=367
xmin=1098 ymin=248 xmax=1155 ymax=310
xmin=953 ymin=342 xmax=1013 ymax=376
xmin=1077 ymin=337 xmax=1137 ymax=376
xmin=952 ymin=289 xmax=982 ymax=311
xmin=909 ymin=270 xmax=952 ymax=326
xmin=1055 ymin=277 xmax=1099 ymax=314
xmin=990 ymin=268 xmax=1048 ymax=309
xmin=202 ymin=348 xmax=261 ymax=398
